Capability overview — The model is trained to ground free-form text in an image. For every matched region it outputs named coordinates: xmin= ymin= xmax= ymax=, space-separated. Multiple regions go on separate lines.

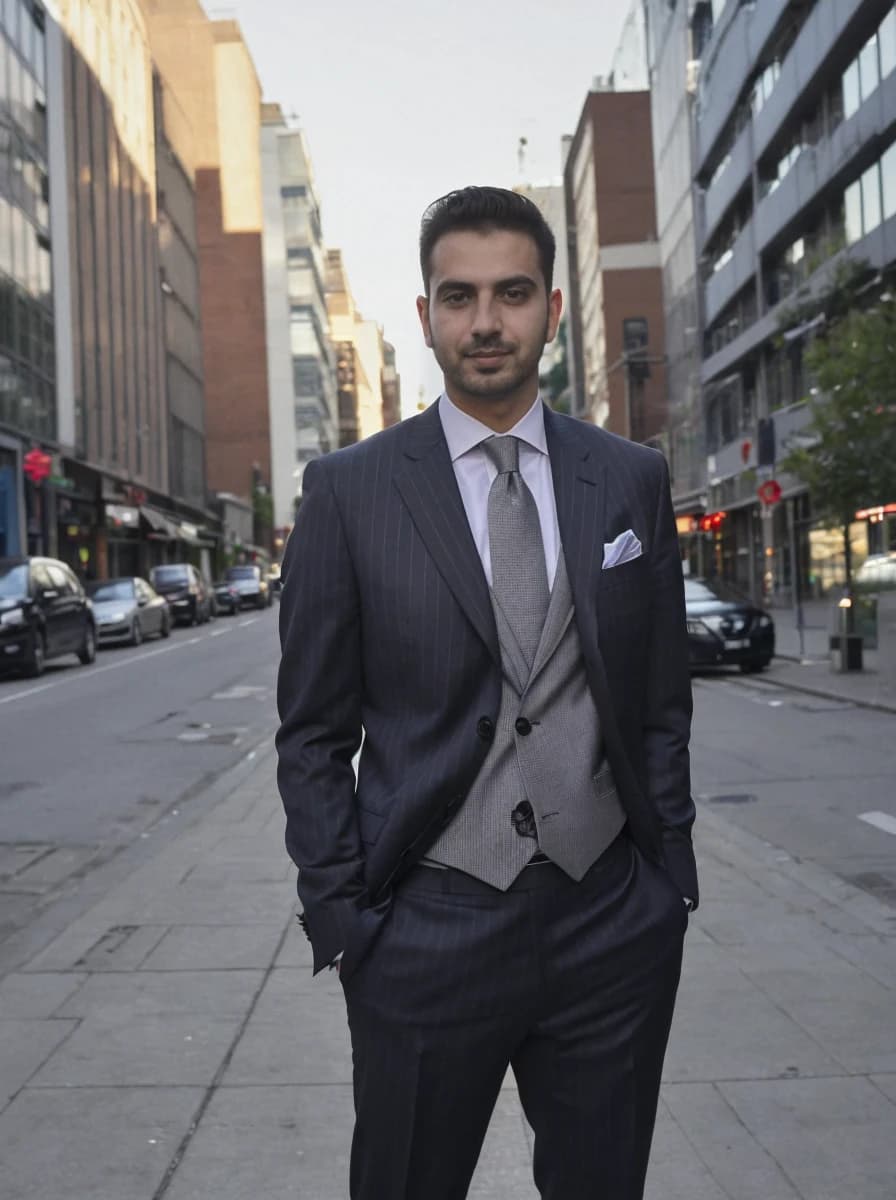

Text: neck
xmin=445 ymin=387 xmax=539 ymax=433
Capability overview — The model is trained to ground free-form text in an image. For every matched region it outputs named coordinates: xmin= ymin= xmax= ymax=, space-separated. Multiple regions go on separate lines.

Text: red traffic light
xmin=698 ymin=510 xmax=727 ymax=533
xmin=23 ymin=448 xmax=52 ymax=484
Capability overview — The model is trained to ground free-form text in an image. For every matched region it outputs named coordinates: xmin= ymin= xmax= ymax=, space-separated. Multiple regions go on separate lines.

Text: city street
xmin=1 ymin=621 xmax=895 ymax=1198
xmin=0 ymin=607 xmax=280 ymax=974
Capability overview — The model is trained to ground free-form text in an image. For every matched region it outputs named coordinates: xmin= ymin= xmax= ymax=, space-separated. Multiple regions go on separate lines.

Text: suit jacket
xmin=276 ymin=402 xmax=697 ymax=976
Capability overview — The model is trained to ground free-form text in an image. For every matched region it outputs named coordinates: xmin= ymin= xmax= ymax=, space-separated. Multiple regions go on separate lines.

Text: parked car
xmin=684 ymin=576 xmax=775 ymax=673
xmin=87 ymin=577 xmax=171 ymax=646
xmin=0 ymin=556 xmax=97 ymax=677
xmin=265 ymin=563 xmax=282 ymax=599
xmin=222 ymin=564 xmax=271 ymax=609
xmin=856 ymin=552 xmax=896 ymax=588
xmin=213 ymin=578 xmax=241 ymax=615
xmin=148 ymin=563 xmax=212 ymax=625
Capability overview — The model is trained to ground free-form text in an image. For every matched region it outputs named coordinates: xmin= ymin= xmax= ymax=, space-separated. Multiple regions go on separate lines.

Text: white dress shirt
xmin=438 ymin=393 xmax=560 ymax=589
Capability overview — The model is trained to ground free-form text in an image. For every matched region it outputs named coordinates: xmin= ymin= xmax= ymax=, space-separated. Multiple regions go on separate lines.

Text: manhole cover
xmin=212 ymin=686 xmax=268 ymax=701
xmin=177 ymin=729 xmax=242 ymax=745
xmin=707 ymin=793 xmax=757 ymax=805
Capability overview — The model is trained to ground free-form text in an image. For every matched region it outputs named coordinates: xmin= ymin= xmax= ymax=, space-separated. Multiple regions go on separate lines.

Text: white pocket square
xmin=602 ymin=529 xmax=643 ymax=569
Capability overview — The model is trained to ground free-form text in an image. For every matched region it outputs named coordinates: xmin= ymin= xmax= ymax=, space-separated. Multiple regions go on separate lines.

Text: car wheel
xmin=77 ymin=624 xmax=97 ymax=666
xmin=160 ymin=613 xmax=171 ymax=639
xmin=25 ymin=631 xmax=46 ymax=678
xmin=739 ymin=657 xmax=768 ymax=674
xmin=130 ymin=619 xmax=143 ymax=647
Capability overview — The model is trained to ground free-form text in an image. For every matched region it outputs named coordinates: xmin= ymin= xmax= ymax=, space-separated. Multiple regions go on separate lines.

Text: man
xmin=277 ymin=186 xmax=697 ymax=1199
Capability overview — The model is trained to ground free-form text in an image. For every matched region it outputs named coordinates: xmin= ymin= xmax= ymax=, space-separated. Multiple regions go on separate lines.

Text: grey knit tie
xmin=482 ymin=435 xmax=550 ymax=669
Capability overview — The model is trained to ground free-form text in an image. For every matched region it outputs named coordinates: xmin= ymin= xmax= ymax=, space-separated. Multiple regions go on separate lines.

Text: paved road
xmin=0 ymin=606 xmax=281 ymax=959
xmin=3 ymin=613 xmax=894 ymax=978
xmin=691 ymin=669 xmax=896 ymax=908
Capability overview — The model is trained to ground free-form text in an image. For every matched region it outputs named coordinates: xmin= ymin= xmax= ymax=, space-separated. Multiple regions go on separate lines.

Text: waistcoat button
xmin=515 ymin=717 xmax=532 ymax=736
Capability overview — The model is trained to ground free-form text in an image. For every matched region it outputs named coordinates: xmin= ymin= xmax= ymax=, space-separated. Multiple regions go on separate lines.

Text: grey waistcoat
xmin=426 ymin=550 xmax=626 ymax=888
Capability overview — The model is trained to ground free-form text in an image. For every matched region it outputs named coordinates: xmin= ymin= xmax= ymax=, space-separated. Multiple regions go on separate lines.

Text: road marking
xmin=0 ymin=622 xmax=256 ymax=708
xmin=859 ymin=811 xmax=896 ymax=836
xmin=239 ymin=618 xmax=259 ymax=628
xmin=209 ymin=627 xmax=231 ymax=638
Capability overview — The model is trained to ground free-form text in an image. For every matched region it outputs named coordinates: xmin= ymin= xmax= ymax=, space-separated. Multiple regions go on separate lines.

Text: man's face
xmin=417 ymin=228 xmax=561 ymax=414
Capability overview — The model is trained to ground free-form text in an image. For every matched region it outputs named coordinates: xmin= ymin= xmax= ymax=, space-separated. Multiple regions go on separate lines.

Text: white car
xmin=856 ymin=553 xmax=896 ymax=587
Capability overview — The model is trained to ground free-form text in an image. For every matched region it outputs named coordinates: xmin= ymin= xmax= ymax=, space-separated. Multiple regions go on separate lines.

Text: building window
xmin=842 ymin=59 xmax=861 ymax=120
xmin=882 ymin=141 xmax=896 ymax=222
xmin=861 ymin=162 xmax=882 ymax=235
xmin=858 ymin=32 xmax=881 ymax=104
xmin=844 ymin=178 xmax=863 ymax=244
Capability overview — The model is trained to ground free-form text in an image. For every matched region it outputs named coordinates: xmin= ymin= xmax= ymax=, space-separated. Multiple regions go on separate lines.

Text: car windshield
xmin=88 ymin=580 xmax=134 ymax=602
xmin=152 ymin=567 xmax=188 ymax=584
xmin=684 ymin=578 xmax=750 ymax=605
xmin=225 ymin=567 xmax=257 ymax=580
xmin=0 ymin=563 xmax=28 ymax=599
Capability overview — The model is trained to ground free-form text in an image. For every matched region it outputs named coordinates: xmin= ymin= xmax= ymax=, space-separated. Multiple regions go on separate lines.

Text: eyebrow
xmin=434 ymin=274 xmax=538 ymax=299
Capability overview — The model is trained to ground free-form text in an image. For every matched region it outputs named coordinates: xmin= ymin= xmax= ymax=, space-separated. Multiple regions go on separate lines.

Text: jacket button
xmin=477 ymin=717 xmax=495 ymax=741
xmin=515 ymin=717 xmax=532 ymax=736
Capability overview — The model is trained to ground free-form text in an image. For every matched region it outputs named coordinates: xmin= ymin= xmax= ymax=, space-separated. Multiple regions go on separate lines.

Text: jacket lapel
xmin=543 ymin=406 xmax=606 ymax=637
xmin=393 ymin=405 xmax=501 ymax=668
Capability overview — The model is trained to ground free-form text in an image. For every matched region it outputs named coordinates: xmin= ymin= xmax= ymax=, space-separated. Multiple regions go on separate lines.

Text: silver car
xmin=87 ymin=577 xmax=171 ymax=646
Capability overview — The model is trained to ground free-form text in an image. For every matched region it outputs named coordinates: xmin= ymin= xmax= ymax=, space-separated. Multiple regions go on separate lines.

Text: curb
xmin=764 ymin=658 xmax=896 ymax=716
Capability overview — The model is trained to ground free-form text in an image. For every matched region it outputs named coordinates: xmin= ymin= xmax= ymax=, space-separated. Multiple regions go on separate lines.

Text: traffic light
xmin=698 ymin=510 xmax=727 ymax=533
xmin=23 ymin=448 xmax=52 ymax=483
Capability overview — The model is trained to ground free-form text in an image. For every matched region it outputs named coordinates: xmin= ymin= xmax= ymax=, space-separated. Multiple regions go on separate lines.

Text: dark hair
xmin=419 ymin=186 xmax=556 ymax=294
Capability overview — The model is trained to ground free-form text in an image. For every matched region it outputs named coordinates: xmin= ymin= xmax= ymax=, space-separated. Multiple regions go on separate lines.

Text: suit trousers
xmin=341 ymin=830 xmax=687 ymax=1200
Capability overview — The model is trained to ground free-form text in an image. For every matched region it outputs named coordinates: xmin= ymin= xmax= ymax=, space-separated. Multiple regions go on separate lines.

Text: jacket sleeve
xmin=643 ymin=454 xmax=699 ymax=907
xmin=275 ymin=456 xmax=367 ymax=971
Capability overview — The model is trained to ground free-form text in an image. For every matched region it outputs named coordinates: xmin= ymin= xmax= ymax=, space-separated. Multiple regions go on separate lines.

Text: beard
xmin=431 ymin=317 xmax=550 ymax=403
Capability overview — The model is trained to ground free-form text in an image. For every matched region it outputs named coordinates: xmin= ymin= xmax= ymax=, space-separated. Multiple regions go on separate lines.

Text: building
xmin=693 ymin=0 xmax=896 ymax=597
xmin=144 ymin=2 xmax=271 ymax=525
xmin=381 ymin=338 xmax=401 ymax=428
xmin=325 ymin=248 xmax=388 ymax=447
xmin=153 ymin=68 xmax=206 ymax=516
xmin=644 ymin=0 xmax=711 ymax=556
xmin=563 ymin=86 xmax=667 ymax=443
xmin=26 ymin=0 xmax=220 ymax=581
xmin=0 ymin=0 xmax=55 ymax=558
xmin=514 ymin=182 xmax=570 ymax=408
xmin=260 ymin=105 xmax=336 ymax=530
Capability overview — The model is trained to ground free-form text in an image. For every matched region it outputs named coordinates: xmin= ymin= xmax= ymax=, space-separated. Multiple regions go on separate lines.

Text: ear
xmin=416 ymin=294 xmax=433 ymax=347
xmin=545 ymin=289 xmax=563 ymax=343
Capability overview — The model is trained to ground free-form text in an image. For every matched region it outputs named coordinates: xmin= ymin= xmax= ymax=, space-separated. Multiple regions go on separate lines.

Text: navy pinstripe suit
xmin=276 ymin=400 xmax=697 ymax=1198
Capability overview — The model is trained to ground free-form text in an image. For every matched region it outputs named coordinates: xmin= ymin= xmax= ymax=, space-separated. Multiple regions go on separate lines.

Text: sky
xmin=203 ymin=0 xmax=633 ymax=415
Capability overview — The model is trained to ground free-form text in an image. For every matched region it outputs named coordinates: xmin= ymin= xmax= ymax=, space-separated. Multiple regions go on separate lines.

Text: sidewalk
xmin=1 ymin=747 xmax=895 ymax=1199
xmin=765 ymin=592 xmax=896 ymax=713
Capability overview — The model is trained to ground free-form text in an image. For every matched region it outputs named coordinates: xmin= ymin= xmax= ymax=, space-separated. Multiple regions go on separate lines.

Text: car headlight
xmin=0 ymin=607 xmax=25 ymax=627
xmin=757 ymin=614 xmax=772 ymax=627
xmin=700 ymin=614 xmax=725 ymax=634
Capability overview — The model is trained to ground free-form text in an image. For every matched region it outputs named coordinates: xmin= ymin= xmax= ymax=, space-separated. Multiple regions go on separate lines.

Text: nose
xmin=470 ymin=295 xmax=501 ymax=339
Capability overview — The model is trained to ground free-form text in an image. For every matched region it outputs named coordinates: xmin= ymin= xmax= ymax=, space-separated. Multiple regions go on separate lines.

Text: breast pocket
xmin=598 ymin=555 xmax=649 ymax=599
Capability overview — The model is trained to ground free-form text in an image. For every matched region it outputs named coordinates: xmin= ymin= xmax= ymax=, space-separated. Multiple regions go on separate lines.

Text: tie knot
xmin=482 ymin=435 xmax=520 ymax=475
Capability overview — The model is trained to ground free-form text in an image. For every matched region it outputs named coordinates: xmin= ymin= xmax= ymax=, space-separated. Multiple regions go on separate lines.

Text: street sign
xmin=757 ymin=479 xmax=782 ymax=505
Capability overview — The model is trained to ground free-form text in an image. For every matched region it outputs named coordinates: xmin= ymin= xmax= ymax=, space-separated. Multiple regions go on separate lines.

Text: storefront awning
xmin=177 ymin=522 xmax=202 ymax=547
xmin=140 ymin=506 xmax=178 ymax=539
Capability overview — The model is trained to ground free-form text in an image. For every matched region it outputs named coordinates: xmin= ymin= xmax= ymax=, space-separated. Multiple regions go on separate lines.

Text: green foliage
xmin=780 ymin=294 xmax=896 ymax=586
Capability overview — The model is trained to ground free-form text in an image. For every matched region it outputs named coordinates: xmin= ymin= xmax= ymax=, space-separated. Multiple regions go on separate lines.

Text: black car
xmin=213 ymin=578 xmax=241 ymax=615
xmin=149 ymin=563 xmax=212 ymax=625
xmin=88 ymin=577 xmax=171 ymax=646
xmin=0 ymin=556 xmax=97 ymax=677
xmin=222 ymin=564 xmax=271 ymax=609
xmin=685 ymin=576 xmax=775 ymax=673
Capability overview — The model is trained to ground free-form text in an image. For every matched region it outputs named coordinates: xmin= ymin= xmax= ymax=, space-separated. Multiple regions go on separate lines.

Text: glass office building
xmin=0 ymin=0 xmax=52 ymax=556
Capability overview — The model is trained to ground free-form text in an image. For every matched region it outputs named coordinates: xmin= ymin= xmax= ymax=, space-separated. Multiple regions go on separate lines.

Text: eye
xmin=442 ymin=292 xmax=468 ymax=306
xmin=503 ymin=287 xmax=528 ymax=303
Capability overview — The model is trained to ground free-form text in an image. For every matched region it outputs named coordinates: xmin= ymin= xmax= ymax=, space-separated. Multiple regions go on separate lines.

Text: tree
xmin=779 ymin=293 xmax=896 ymax=599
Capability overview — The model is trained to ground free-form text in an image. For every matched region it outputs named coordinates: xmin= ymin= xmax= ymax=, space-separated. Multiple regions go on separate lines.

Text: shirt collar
xmin=438 ymin=392 xmax=547 ymax=464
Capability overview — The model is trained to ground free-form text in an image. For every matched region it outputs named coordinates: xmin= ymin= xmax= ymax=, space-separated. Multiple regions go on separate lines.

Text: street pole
xmin=787 ymin=498 xmax=806 ymax=660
